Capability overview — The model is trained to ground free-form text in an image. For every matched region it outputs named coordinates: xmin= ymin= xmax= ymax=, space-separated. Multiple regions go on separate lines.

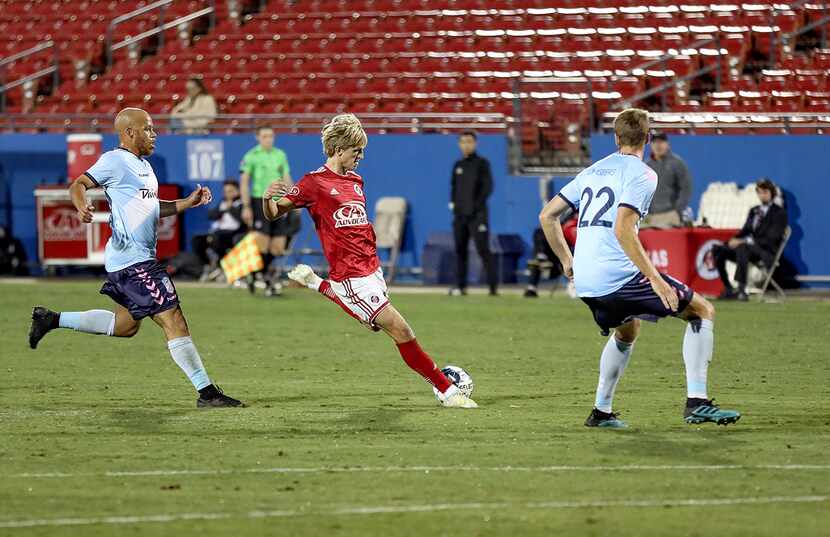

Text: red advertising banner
xmin=35 ymin=185 xmax=181 ymax=265
xmin=639 ymin=228 xmax=738 ymax=297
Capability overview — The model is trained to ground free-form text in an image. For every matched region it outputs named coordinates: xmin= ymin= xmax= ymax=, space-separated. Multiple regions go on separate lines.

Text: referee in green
xmin=239 ymin=126 xmax=298 ymax=296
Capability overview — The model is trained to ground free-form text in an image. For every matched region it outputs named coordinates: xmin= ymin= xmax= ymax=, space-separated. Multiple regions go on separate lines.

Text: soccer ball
xmin=433 ymin=365 xmax=474 ymax=399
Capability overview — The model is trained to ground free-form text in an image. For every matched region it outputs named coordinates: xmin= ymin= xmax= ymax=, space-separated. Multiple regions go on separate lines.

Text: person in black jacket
xmin=712 ymin=178 xmax=788 ymax=301
xmin=191 ymin=180 xmax=246 ymax=274
xmin=450 ymin=131 xmax=497 ymax=296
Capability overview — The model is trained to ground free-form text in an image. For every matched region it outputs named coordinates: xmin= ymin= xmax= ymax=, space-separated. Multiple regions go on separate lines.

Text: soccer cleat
xmin=29 ymin=306 xmax=59 ymax=349
xmin=288 ymin=264 xmax=323 ymax=291
xmin=448 ymin=288 xmax=467 ymax=297
xmin=523 ymin=288 xmax=539 ymax=298
xmin=438 ymin=385 xmax=478 ymax=409
xmin=265 ymin=281 xmax=284 ymax=297
xmin=684 ymin=398 xmax=741 ymax=425
xmin=196 ymin=385 xmax=245 ymax=408
xmin=584 ymin=408 xmax=628 ymax=428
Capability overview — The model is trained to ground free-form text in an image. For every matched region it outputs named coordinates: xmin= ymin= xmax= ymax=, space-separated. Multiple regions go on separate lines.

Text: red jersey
xmin=284 ymin=165 xmax=380 ymax=281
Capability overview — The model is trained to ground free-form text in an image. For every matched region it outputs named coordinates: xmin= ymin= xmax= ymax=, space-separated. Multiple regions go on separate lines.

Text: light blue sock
xmin=683 ymin=319 xmax=714 ymax=399
xmin=167 ymin=336 xmax=211 ymax=391
xmin=594 ymin=336 xmax=634 ymax=413
xmin=58 ymin=310 xmax=115 ymax=335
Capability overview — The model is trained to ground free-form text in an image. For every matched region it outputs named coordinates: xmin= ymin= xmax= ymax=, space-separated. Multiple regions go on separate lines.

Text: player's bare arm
xmin=69 ymin=174 xmax=98 ymax=223
xmin=539 ymin=195 xmax=574 ymax=279
xmin=615 ymin=206 xmax=679 ymax=311
xmin=240 ymin=171 xmax=253 ymax=226
xmin=262 ymin=181 xmax=294 ymax=221
xmin=159 ymin=184 xmax=213 ymax=218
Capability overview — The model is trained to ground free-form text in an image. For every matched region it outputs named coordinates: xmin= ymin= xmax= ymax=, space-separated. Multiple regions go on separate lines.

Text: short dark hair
xmin=223 ymin=180 xmax=240 ymax=188
xmin=256 ymin=125 xmax=273 ymax=134
xmin=459 ymin=130 xmax=477 ymax=140
xmin=756 ymin=178 xmax=777 ymax=194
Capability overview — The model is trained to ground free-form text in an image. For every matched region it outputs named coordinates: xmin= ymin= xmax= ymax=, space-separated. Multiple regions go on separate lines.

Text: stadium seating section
xmin=2 ymin=0 xmax=829 ymax=151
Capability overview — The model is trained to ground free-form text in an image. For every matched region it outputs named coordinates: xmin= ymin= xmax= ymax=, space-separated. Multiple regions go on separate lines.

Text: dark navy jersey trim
xmin=557 ymin=193 xmax=576 ymax=211
xmin=83 ymin=172 xmax=100 ymax=187
xmin=618 ymin=203 xmax=642 ymax=217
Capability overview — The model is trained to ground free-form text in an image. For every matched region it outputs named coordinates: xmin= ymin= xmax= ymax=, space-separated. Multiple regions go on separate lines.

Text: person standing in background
xmin=449 ymin=131 xmax=498 ymax=296
xmin=240 ymin=127 xmax=298 ymax=296
xmin=644 ymin=132 xmax=692 ymax=227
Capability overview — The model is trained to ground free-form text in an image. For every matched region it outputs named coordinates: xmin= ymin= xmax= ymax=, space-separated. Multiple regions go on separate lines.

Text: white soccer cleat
xmin=288 ymin=264 xmax=323 ymax=291
xmin=438 ymin=384 xmax=478 ymax=409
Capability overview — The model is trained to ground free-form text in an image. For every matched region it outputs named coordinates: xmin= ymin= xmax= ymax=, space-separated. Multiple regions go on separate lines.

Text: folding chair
xmin=373 ymin=197 xmax=407 ymax=284
xmin=756 ymin=225 xmax=791 ymax=302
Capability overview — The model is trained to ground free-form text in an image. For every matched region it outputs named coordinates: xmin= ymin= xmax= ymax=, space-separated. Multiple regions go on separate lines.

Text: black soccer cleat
xmin=29 ymin=306 xmax=59 ymax=349
xmin=584 ymin=408 xmax=628 ymax=428
xmin=196 ymin=384 xmax=245 ymax=408
xmin=684 ymin=398 xmax=741 ymax=425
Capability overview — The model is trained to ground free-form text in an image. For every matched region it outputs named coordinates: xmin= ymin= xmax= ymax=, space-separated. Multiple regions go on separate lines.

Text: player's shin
xmin=396 ymin=339 xmax=453 ymax=393
xmin=167 ymin=336 xmax=212 ymax=391
xmin=59 ymin=310 xmax=115 ymax=336
xmin=682 ymin=319 xmax=713 ymax=399
xmin=594 ymin=336 xmax=634 ymax=413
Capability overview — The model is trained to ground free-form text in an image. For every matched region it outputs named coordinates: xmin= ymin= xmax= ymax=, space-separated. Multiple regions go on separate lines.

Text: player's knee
xmin=699 ymin=298 xmax=716 ymax=320
xmin=615 ymin=319 xmax=640 ymax=343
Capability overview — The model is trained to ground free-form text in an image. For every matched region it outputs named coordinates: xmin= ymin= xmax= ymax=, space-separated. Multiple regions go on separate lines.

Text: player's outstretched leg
xmin=151 ymin=307 xmax=244 ymax=409
xmin=374 ymin=305 xmax=477 ymax=409
xmin=585 ymin=319 xmax=638 ymax=429
xmin=29 ymin=305 xmax=140 ymax=349
xmin=678 ymin=295 xmax=741 ymax=425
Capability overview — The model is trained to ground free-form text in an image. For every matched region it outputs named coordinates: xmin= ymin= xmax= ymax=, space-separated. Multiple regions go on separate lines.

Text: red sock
xmin=396 ymin=339 xmax=452 ymax=393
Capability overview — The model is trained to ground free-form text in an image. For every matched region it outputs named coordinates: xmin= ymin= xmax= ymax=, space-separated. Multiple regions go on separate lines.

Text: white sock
xmin=683 ymin=319 xmax=713 ymax=399
xmin=594 ymin=336 xmax=634 ymax=413
xmin=58 ymin=310 xmax=115 ymax=336
xmin=167 ymin=336 xmax=211 ymax=391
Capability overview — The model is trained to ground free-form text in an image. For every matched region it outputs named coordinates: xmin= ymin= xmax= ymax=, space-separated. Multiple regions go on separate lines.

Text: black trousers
xmin=528 ymin=228 xmax=561 ymax=287
xmin=191 ymin=230 xmax=240 ymax=266
xmin=453 ymin=212 xmax=497 ymax=291
xmin=713 ymin=243 xmax=773 ymax=290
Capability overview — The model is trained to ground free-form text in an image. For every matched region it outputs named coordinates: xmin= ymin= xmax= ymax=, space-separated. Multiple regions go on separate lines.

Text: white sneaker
xmin=438 ymin=384 xmax=478 ymax=409
xmin=288 ymin=264 xmax=323 ymax=291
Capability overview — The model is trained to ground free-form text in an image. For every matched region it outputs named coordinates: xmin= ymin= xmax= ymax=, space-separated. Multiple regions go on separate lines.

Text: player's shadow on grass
xmin=105 ymin=408 xmax=197 ymax=433
xmin=595 ymin=430 xmax=751 ymax=465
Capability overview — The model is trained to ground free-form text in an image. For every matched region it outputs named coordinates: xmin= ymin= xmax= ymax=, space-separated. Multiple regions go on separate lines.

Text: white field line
xmin=0 ymin=495 xmax=826 ymax=529
xmin=10 ymin=463 xmax=830 ymax=479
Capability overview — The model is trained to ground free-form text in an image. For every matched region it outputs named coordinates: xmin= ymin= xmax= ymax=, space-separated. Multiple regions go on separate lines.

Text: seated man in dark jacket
xmin=713 ymin=178 xmax=788 ymax=301
xmin=192 ymin=180 xmax=246 ymax=276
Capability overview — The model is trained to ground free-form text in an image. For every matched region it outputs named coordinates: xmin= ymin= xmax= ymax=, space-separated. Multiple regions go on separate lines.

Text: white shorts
xmin=328 ymin=268 xmax=390 ymax=327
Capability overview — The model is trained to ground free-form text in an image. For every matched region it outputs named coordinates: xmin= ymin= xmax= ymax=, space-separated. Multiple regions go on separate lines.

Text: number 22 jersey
xmin=557 ymin=153 xmax=658 ymax=298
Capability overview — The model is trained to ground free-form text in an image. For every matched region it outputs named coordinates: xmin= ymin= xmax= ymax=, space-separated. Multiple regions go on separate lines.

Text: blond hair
xmin=321 ymin=113 xmax=368 ymax=157
xmin=614 ymin=108 xmax=650 ymax=148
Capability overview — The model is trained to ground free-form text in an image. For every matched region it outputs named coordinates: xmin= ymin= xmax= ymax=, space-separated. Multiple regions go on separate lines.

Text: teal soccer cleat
xmin=684 ymin=398 xmax=741 ymax=425
xmin=585 ymin=408 xmax=628 ymax=429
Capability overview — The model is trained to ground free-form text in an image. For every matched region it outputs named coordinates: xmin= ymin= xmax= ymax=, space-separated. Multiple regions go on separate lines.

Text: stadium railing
xmin=0 ymin=112 xmax=509 ymax=134
xmin=0 ymin=41 xmax=59 ymax=112
xmin=600 ymin=111 xmax=830 ymax=133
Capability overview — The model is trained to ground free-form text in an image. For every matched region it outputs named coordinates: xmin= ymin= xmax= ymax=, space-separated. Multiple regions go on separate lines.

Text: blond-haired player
xmin=261 ymin=114 xmax=477 ymax=408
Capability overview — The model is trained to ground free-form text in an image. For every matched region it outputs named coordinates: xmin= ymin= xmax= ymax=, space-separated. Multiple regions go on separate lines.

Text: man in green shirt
xmin=239 ymin=126 xmax=299 ymax=296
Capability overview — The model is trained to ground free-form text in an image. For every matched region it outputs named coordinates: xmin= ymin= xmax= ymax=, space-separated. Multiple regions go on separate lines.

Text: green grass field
xmin=1 ymin=280 xmax=829 ymax=536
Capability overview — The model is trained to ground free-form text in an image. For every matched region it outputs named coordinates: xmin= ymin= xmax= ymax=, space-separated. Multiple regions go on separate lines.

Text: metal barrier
xmin=105 ymin=0 xmax=215 ymax=67
xmin=0 ymin=41 xmax=58 ymax=112
xmin=0 ymin=112 xmax=509 ymax=133
xmin=599 ymin=111 xmax=830 ymax=133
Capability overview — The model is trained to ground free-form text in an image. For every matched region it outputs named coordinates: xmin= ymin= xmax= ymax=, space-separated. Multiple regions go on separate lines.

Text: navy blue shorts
xmin=100 ymin=260 xmax=180 ymax=320
xmin=581 ymin=272 xmax=694 ymax=335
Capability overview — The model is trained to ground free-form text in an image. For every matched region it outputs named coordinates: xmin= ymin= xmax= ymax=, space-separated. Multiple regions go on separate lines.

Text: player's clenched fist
xmin=77 ymin=203 xmax=95 ymax=223
xmin=187 ymin=184 xmax=213 ymax=208
xmin=264 ymin=181 xmax=292 ymax=200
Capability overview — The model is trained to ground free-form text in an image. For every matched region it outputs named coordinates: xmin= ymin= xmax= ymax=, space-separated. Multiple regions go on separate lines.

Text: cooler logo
xmin=695 ymin=239 xmax=722 ymax=281
xmin=354 ymin=184 xmax=363 ymax=196
xmin=333 ymin=202 xmax=369 ymax=228
xmin=43 ymin=207 xmax=85 ymax=240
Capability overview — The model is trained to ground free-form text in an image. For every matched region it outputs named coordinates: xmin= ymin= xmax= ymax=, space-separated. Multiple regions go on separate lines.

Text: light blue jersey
xmin=558 ymin=152 xmax=658 ymax=298
xmin=85 ymin=148 xmax=160 ymax=273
